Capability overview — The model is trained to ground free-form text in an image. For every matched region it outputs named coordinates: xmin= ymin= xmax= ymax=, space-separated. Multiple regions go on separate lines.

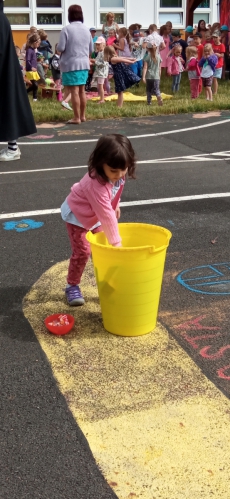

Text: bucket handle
xmin=149 ymin=246 xmax=155 ymax=254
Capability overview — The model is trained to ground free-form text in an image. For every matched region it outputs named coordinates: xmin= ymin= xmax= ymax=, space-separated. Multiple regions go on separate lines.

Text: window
xmin=98 ymin=0 xmax=125 ymax=27
xmin=4 ymin=0 xmax=28 ymax=6
xmin=6 ymin=12 xmax=29 ymax=23
xmin=158 ymin=0 xmax=184 ymax=27
xmin=159 ymin=12 xmax=183 ymax=24
xmin=36 ymin=0 xmax=61 ymax=7
xmin=193 ymin=13 xmax=209 ymax=24
xmin=196 ymin=0 xmax=210 ymax=6
xmin=160 ymin=0 xmax=182 ymax=6
xmin=37 ymin=13 xmax=62 ymax=24
xmin=100 ymin=0 xmax=124 ymax=6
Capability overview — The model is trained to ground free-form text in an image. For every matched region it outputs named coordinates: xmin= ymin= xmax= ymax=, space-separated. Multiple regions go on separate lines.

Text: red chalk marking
xmin=217 ymin=365 xmax=230 ymax=380
xmin=175 ymin=315 xmax=220 ymax=331
xmin=182 ymin=332 xmax=223 ymax=349
xmin=200 ymin=344 xmax=230 ymax=359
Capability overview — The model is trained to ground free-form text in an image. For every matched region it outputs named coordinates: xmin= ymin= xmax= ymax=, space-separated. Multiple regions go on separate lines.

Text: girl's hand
xmin=143 ymin=77 xmax=146 ymax=83
xmin=115 ymin=206 xmax=121 ymax=220
xmin=32 ymin=67 xmax=37 ymax=72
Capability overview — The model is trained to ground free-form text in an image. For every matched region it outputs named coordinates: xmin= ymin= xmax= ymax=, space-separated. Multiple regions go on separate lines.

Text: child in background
xmin=89 ymin=27 xmax=98 ymax=45
xmin=142 ymin=42 xmax=163 ymax=106
xmin=130 ymin=29 xmax=145 ymax=77
xmin=170 ymin=30 xmax=188 ymax=62
xmin=211 ymin=31 xmax=225 ymax=94
xmin=21 ymin=33 xmax=30 ymax=59
xmin=146 ymin=24 xmax=165 ymax=53
xmin=38 ymin=30 xmax=53 ymax=61
xmin=193 ymin=32 xmax=204 ymax=61
xmin=106 ymin=28 xmax=117 ymax=46
xmin=93 ymin=36 xmax=109 ymax=104
xmin=202 ymin=31 xmax=212 ymax=46
xmin=159 ymin=24 xmax=171 ymax=76
xmin=36 ymin=53 xmax=46 ymax=85
xmin=113 ymin=27 xmax=131 ymax=57
xmin=104 ymin=46 xmax=138 ymax=107
xmin=51 ymin=44 xmax=61 ymax=87
xmin=25 ymin=33 xmax=41 ymax=101
xmin=61 ymin=134 xmax=136 ymax=305
xmin=220 ymin=25 xmax=229 ymax=79
xmin=185 ymin=45 xmax=200 ymax=99
xmin=199 ymin=43 xmax=218 ymax=101
xmin=167 ymin=45 xmax=184 ymax=92
xmin=185 ymin=26 xmax=194 ymax=46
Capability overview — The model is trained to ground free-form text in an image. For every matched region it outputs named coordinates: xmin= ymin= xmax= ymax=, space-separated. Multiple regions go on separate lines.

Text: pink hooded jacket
xmin=167 ymin=55 xmax=184 ymax=75
xmin=67 ymin=172 xmax=124 ymax=247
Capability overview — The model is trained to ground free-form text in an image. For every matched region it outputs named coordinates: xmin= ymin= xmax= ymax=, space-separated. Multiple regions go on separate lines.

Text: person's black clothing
xmin=0 ymin=1 xmax=36 ymax=141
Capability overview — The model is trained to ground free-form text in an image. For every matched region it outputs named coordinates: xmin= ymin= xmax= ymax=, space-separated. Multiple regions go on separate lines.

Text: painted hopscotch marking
xmin=1 ymin=192 xmax=230 ymax=220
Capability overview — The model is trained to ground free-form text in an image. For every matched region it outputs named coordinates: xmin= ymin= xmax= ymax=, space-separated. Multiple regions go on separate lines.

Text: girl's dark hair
xmin=68 ymin=4 xmax=83 ymax=23
xmin=28 ymin=34 xmax=40 ymax=45
xmin=88 ymin=134 xmax=136 ymax=184
xmin=198 ymin=19 xmax=206 ymax=32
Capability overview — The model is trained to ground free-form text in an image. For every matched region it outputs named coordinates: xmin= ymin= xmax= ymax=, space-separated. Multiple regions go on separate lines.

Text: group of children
xmin=16 ymin=21 xmax=228 ymax=109
xmin=16 ymin=26 xmax=72 ymax=109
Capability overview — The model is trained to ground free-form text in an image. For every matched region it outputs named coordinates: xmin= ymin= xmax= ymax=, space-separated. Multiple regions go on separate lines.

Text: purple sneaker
xmin=65 ymin=285 xmax=85 ymax=306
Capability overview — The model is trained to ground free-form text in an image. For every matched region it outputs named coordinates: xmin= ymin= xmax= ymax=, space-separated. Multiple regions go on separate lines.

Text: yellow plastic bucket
xmin=86 ymin=223 xmax=172 ymax=337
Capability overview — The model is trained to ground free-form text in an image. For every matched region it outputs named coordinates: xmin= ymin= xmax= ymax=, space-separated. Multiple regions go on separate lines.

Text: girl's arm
xmin=102 ymin=24 xmax=105 ymax=35
xmin=111 ymin=56 xmax=135 ymax=64
xmin=113 ymin=38 xmax=125 ymax=51
xmin=167 ymin=56 xmax=173 ymax=75
xmin=198 ymin=56 xmax=205 ymax=67
xmin=26 ymin=49 xmax=33 ymax=71
xmin=142 ymin=61 xmax=148 ymax=83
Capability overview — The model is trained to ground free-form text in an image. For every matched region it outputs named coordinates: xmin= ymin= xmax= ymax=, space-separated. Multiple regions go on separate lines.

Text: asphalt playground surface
xmin=1 ymin=110 xmax=230 ymax=498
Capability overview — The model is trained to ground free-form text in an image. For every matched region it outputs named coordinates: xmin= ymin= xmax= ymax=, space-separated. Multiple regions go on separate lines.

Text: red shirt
xmin=211 ymin=42 xmax=225 ymax=68
xmin=196 ymin=44 xmax=204 ymax=61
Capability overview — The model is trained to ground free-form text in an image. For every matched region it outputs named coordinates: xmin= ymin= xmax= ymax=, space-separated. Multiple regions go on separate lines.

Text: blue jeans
xmin=131 ymin=60 xmax=143 ymax=78
xmin=172 ymin=73 xmax=181 ymax=92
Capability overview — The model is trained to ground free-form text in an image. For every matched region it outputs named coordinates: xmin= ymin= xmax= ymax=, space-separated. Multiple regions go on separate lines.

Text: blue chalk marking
xmin=177 ymin=262 xmax=230 ymax=295
xmin=167 ymin=220 xmax=175 ymax=226
xmin=3 ymin=219 xmax=44 ymax=232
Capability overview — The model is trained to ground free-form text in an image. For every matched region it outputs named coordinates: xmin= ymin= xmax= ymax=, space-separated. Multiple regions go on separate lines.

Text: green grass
xmin=31 ymin=74 xmax=230 ymax=123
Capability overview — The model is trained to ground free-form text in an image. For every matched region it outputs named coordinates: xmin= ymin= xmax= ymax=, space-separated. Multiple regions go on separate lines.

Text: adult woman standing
xmin=197 ymin=19 xmax=207 ymax=42
xmin=102 ymin=12 xmax=119 ymax=40
xmin=57 ymin=5 xmax=93 ymax=124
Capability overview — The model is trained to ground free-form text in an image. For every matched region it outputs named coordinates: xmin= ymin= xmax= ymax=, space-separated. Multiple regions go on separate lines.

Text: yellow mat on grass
xmin=91 ymin=91 xmax=173 ymax=102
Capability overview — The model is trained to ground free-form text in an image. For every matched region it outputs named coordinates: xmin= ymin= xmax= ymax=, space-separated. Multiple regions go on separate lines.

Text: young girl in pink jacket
xmin=61 ymin=134 xmax=136 ymax=306
xmin=167 ymin=45 xmax=184 ymax=92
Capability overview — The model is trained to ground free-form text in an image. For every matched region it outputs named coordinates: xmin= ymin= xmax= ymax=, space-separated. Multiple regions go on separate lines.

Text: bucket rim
xmin=86 ymin=223 xmax=172 ymax=253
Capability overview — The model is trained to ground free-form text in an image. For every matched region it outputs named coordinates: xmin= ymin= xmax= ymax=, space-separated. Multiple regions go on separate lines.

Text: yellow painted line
xmin=23 ymin=260 xmax=230 ymax=499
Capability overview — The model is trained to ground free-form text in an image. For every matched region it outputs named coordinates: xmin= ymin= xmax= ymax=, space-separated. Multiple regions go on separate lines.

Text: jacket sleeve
xmin=187 ymin=58 xmax=197 ymax=70
xmin=198 ymin=57 xmax=205 ymax=67
xmin=57 ymin=28 xmax=67 ymax=53
xmin=208 ymin=54 xmax=218 ymax=71
xmin=87 ymin=182 xmax=122 ymax=246
xmin=26 ymin=49 xmax=33 ymax=70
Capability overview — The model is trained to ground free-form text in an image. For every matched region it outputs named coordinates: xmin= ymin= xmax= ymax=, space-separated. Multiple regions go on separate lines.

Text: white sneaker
xmin=61 ymin=101 xmax=72 ymax=111
xmin=33 ymin=99 xmax=37 ymax=102
xmin=0 ymin=148 xmax=21 ymax=161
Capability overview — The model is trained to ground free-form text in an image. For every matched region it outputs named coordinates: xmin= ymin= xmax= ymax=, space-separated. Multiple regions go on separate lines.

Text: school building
xmin=7 ymin=0 xmax=220 ymax=48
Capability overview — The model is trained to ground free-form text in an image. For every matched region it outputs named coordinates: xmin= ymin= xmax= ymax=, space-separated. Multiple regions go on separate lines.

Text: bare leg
xmin=206 ymin=86 xmax=212 ymax=101
xmin=69 ymin=86 xmax=81 ymax=123
xmin=212 ymin=77 xmax=218 ymax=95
xmin=97 ymin=83 xmax=105 ymax=103
xmin=79 ymin=85 xmax=86 ymax=121
xmin=62 ymin=86 xmax=72 ymax=104
xmin=117 ymin=92 xmax=123 ymax=107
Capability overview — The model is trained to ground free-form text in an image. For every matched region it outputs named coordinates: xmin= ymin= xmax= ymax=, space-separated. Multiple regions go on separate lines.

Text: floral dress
xmin=111 ymin=62 xmax=140 ymax=92
xmin=160 ymin=35 xmax=170 ymax=68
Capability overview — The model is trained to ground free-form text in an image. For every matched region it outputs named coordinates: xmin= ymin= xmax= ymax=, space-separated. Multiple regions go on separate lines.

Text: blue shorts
xmin=62 ymin=70 xmax=88 ymax=86
xmin=213 ymin=68 xmax=222 ymax=79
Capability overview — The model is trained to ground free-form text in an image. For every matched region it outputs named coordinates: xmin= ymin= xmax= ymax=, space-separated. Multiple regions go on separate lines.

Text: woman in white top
xmin=102 ymin=12 xmax=119 ymax=40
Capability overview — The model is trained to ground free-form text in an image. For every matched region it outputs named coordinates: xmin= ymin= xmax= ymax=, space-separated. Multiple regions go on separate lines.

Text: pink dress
xmin=160 ymin=35 xmax=170 ymax=68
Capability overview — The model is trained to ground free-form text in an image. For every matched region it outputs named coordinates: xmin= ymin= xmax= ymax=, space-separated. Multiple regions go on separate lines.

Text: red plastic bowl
xmin=44 ymin=314 xmax=75 ymax=335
